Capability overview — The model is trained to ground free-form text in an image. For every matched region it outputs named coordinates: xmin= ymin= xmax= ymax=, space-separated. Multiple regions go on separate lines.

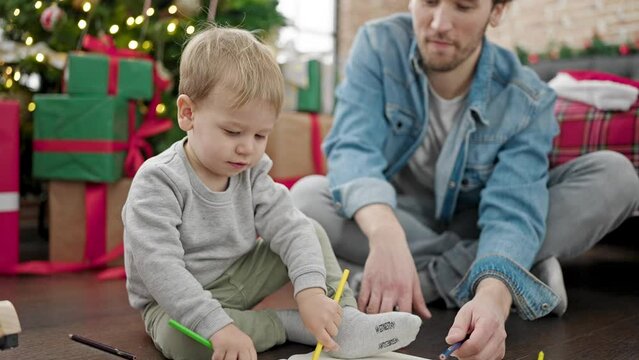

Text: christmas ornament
xmin=619 ymin=43 xmax=630 ymax=56
xmin=175 ymin=0 xmax=201 ymax=17
xmin=40 ymin=4 xmax=65 ymax=32
xmin=527 ymin=53 xmax=539 ymax=65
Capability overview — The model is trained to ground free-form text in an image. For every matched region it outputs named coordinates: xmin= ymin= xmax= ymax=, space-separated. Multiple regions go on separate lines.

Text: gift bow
xmin=82 ymin=34 xmax=174 ymax=177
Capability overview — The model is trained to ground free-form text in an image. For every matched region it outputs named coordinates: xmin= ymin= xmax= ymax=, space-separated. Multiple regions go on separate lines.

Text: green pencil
xmin=168 ymin=319 xmax=213 ymax=350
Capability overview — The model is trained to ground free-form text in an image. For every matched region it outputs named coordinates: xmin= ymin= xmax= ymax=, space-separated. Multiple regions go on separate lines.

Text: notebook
xmin=284 ymin=351 xmax=432 ymax=360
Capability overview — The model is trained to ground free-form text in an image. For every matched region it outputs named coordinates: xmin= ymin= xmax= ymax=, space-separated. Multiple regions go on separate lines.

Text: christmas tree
xmin=0 ymin=0 xmax=284 ymax=194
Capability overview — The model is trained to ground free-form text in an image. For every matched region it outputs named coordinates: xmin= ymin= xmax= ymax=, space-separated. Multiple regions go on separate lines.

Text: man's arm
xmin=444 ymin=86 xmax=560 ymax=359
xmin=354 ymin=204 xmax=431 ymax=318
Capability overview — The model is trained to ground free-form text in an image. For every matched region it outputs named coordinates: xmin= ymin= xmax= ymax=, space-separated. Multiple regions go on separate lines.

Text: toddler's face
xmin=181 ymin=89 xmax=277 ymax=189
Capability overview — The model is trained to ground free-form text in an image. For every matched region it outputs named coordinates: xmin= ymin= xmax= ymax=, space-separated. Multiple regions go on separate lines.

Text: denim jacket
xmin=324 ymin=13 xmax=561 ymax=320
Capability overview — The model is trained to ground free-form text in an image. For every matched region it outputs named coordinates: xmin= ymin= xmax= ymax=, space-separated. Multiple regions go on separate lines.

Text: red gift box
xmin=0 ymin=100 xmax=20 ymax=272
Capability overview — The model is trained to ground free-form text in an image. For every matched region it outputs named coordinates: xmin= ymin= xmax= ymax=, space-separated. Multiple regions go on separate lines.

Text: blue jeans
xmin=290 ymin=151 xmax=639 ymax=308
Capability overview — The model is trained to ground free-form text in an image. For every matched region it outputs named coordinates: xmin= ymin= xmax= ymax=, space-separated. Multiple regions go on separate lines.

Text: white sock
xmin=275 ymin=310 xmax=316 ymax=345
xmin=276 ymin=307 xmax=421 ymax=358
xmin=331 ymin=307 xmax=421 ymax=359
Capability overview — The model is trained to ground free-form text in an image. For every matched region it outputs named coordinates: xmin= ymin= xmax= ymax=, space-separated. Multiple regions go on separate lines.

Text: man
xmin=291 ymin=0 xmax=639 ymax=359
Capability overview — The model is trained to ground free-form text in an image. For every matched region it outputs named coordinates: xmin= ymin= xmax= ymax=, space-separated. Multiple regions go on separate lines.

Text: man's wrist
xmin=475 ymin=277 xmax=513 ymax=318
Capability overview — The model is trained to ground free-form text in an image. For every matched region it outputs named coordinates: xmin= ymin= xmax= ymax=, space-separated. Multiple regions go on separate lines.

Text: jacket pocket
xmin=460 ymin=163 xmax=494 ymax=192
xmin=385 ymin=103 xmax=415 ymax=136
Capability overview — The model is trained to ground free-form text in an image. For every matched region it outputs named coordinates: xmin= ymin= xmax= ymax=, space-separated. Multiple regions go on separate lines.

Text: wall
xmin=337 ymin=0 xmax=639 ymax=70
xmin=337 ymin=0 xmax=409 ymax=71
xmin=487 ymin=0 xmax=639 ymax=53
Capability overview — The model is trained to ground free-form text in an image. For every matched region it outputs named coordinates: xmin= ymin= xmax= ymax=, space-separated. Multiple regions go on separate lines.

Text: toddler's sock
xmin=276 ymin=307 xmax=421 ymax=359
xmin=331 ymin=307 xmax=421 ymax=358
xmin=275 ymin=310 xmax=316 ymax=346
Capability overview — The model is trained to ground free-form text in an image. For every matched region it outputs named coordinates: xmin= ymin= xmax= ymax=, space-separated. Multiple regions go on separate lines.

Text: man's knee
xmin=290 ymin=175 xmax=329 ymax=211
xmin=582 ymin=151 xmax=639 ymax=209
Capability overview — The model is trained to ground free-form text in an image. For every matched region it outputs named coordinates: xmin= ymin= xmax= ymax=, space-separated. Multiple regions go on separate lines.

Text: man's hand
xmin=296 ymin=288 xmax=343 ymax=352
xmin=354 ymin=204 xmax=431 ymax=319
xmin=210 ymin=323 xmax=257 ymax=360
xmin=445 ymin=278 xmax=512 ymax=360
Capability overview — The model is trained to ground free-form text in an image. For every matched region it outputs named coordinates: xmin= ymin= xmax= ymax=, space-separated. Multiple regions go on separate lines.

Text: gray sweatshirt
xmin=122 ymin=138 xmax=326 ymax=339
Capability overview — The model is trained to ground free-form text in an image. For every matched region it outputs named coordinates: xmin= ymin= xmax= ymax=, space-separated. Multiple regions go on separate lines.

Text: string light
xmin=78 ymin=19 xmax=87 ymax=29
xmin=13 ymin=9 xmax=20 ymax=16
xmin=35 ymin=1 xmax=43 ymax=9
xmin=142 ymin=40 xmax=152 ymax=50
xmin=5 ymin=79 xmax=13 ymax=88
xmin=109 ymin=25 xmax=119 ymax=34
xmin=13 ymin=71 xmax=21 ymax=81
xmin=25 ymin=36 xmax=33 ymax=46
xmin=135 ymin=15 xmax=144 ymax=25
xmin=35 ymin=53 xmax=45 ymax=62
xmin=168 ymin=5 xmax=177 ymax=14
xmin=146 ymin=7 xmax=155 ymax=17
xmin=128 ymin=40 xmax=139 ymax=50
xmin=82 ymin=1 xmax=91 ymax=12
xmin=156 ymin=103 xmax=166 ymax=114
xmin=167 ymin=21 xmax=177 ymax=34
xmin=28 ymin=102 xmax=37 ymax=112
xmin=5 ymin=67 xmax=12 ymax=75
xmin=186 ymin=25 xmax=195 ymax=35
xmin=126 ymin=17 xmax=135 ymax=26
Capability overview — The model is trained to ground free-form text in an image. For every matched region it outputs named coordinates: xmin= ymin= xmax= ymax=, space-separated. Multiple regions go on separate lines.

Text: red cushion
xmin=550 ymin=97 xmax=639 ymax=171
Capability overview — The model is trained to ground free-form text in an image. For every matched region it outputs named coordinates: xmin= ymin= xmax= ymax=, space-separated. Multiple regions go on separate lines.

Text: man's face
xmin=410 ymin=0 xmax=503 ymax=73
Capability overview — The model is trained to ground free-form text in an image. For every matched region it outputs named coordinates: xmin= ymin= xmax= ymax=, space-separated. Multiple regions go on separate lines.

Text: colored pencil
xmin=69 ymin=334 xmax=136 ymax=360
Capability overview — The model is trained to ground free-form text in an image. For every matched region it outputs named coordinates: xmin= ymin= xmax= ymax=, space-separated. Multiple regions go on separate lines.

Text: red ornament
xmin=619 ymin=43 xmax=630 ymax=56
xmin=528 ymin=53 xmax=539 ymax=64
xmin=40 ymin=3 xmax=65 ymax=32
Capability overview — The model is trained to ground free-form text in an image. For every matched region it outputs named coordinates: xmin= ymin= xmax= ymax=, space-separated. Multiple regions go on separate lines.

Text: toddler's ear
xmin=177 ymin=94 xmax=195 ymax=131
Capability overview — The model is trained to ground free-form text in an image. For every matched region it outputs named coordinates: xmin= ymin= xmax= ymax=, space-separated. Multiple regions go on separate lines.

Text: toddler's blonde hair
xmin=179 ymin=25 xmax=284 ymax=114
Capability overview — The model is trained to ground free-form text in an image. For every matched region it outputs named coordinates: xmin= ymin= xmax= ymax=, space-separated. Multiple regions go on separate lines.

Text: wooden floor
xmin=1 ymin=218 xmax=638 ymax=360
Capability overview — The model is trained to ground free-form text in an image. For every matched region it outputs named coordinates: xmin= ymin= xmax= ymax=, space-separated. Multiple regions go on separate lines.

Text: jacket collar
xmin=409 ymin=36 xmax=494 ymax=126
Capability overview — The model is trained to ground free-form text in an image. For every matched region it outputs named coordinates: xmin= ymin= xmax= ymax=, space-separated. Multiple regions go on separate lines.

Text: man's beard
xmin=419 ymin=22 xmax=489 ymax=73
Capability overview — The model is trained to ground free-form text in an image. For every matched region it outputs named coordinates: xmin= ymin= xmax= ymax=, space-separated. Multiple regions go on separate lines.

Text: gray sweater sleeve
xmin=251 ymin=156 xmax=327 ymax=296
xmin=123 ymin=164 xmax=233 ymax=339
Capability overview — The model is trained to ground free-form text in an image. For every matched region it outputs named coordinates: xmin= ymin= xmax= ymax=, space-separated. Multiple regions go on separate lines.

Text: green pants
xmin=142 ymin=219 xmax=357 ymax=360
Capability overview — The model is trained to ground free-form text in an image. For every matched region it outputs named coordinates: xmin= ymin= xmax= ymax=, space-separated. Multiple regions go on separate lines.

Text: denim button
xmin=448 ymin=181 xmax=456 ymax=189
xmin=541 ymin=303 xmax=549 ymax=310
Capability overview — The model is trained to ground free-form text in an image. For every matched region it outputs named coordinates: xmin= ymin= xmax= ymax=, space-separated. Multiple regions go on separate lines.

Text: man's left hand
xmin=444 ymin=278 xmax=512 ymax=360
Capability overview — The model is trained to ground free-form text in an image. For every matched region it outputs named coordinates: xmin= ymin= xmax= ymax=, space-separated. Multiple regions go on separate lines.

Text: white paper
xmin=284 ymin=351 xmax=432 ymax=360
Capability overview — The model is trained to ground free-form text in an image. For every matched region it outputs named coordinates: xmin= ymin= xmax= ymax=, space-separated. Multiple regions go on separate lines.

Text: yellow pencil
xmin=538 ymin=351 xmax=544 ymax=360
xmin=311 ymin=269 xmax=350 ymax=360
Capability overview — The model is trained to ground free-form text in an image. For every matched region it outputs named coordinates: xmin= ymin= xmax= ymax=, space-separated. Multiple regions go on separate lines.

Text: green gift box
xmin=297 ymin=59 xmax=322 ymax=113
xmin=66 ymin=52 xmax=153 ymax=100
xmin=32 ymin=94 xmax=131 ymax=183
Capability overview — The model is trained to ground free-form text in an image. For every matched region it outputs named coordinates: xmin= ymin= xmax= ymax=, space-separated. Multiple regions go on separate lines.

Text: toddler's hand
xmin=210 ymin=323 xmax=257 ymax=360
xmin=296 ymin=287 xmax=343 ymax=352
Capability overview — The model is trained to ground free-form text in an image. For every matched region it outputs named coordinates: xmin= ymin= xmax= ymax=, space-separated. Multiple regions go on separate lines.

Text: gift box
xmin=266 ymin=112 xmax=333 ymax=187
xmin=0 ymin=100 xmax=20 ymax=272
xmin=65 ymin=52 xmax=153 ymax=100
xmin=32 ymin=94 xmax=131 ymax=183
xmin=282 ymin=59 xmax=322 ymax=113
xmin=48 ymin=179 xmax=130 ymax=265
